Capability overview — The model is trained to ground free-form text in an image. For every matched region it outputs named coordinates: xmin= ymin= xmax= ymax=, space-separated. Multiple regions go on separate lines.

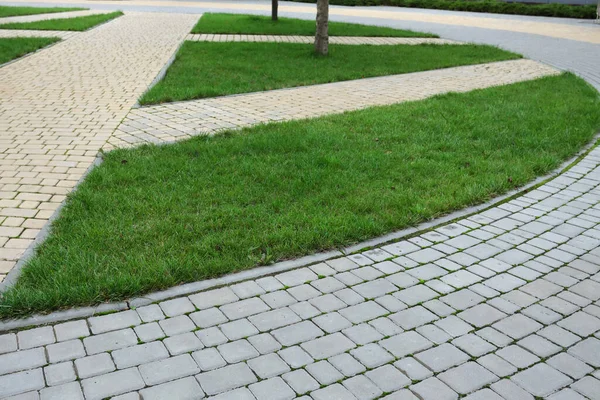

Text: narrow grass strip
xmin=2 ymin=73 xmax=599 ymax=318
xmin=0 ymin=5 xmax=85 ymax=18
xmin=0 ymin=11 xmax=123 ymax=32
xmin=191 ymin=13 xmax=437 ymax=37
xmin=0 ymin=37 xmax=60 ymax=65
xmin=140 ymin=42 xmax=520 ymax=104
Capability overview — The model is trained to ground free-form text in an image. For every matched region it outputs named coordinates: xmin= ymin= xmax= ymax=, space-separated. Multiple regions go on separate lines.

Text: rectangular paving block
xmin=139 ymin=376 xmax=204 ymax=400
xmin=271 ymin=320 xmax=324 ymax=346
xmin=381 ymin=331 xmax=433 ymax=358
xmin=219 ymin=297 xmax=270 ymax=320
xmin=301 ymin=332 xmax=356 ymax=360
xmin=46 ymin=339 xmax=85 ymax=363
xmin=0 ymin=347 xmax=46 ymax=375
xmin=17 ymin=326 xmax=55 ymax=350
xmin=88 ymin=310 xmax=141 ymax=334
xmin=74 ymin=352 xmax=115 ymax=379
xmin=83 ymin=328 xmax=138 ymax=355
xmin=248 ymin=307 xmax=301 ymax=332
xmin=189 ymin=288 xmax=239 ymax=310
xmin=139 ymin=354 xmax=200 ymax=385
xmin=112 ymin=341 xmax=169 ymax=369
xmin=81 ymin=367 xmax=145 ymax=400
xmin=0 ymin=368 xmax=45 ymax=398
xmin=196 ymin=362 xmax=258 ymax=395
xmin=53 ymin=320 xmax=90 ymax=342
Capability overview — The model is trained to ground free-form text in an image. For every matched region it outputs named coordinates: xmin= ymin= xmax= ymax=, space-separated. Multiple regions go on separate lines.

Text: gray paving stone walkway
xmin=1 ymin=137 xmax=600 ymax=399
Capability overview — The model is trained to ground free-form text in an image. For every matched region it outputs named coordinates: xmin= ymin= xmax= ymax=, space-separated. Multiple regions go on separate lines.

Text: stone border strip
xmin=185 ymin=33 xmax=463 ymax=45
xmin=0 ymin=128 xmax=597 ymax=332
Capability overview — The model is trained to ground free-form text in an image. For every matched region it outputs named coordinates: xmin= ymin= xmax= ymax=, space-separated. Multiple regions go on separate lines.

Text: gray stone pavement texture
xmin=2 ymin=145 xmax=600 ymax=398
xmin=110 ymin=59 xmax=558 ymax=147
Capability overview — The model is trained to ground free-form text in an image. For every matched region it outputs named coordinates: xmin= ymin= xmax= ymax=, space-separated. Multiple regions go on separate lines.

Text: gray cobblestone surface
xmin=2 ymin=144 xmax=600 ymax=398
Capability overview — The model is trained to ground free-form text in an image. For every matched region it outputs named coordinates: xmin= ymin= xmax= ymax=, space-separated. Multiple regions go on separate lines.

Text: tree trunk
xmin=272 ymin=0 xmax=278 ymax=21
xmin=314 ymin=0 xmax=329 ymax=55
xmin=597 ymin=0 xmax=599 ymax=21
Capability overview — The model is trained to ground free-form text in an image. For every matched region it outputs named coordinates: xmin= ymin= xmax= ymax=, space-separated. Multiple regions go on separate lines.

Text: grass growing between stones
xmin=2 ymin=73 xmax=599 ymax=318
xmin=139 ymin=42 xmax=519 ymax=104
xmin=0 ymin=5 xmax=85 ymax=18
xmin=0 ymin=37 xmax=60 ymax=65
xmin=0 ymin=11 xmax=123 ymax=31
xmin=191 ymin=12 xmax=437 ymax=37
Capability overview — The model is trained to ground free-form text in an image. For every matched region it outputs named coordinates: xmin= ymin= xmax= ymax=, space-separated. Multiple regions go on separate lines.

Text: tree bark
xmin=597 ymin=0 xmax=599 ymax=21
xmin=272 ymin=0 xmax=278 ymax=21
xmin=314 ymin=0 xmax=329 ymax=55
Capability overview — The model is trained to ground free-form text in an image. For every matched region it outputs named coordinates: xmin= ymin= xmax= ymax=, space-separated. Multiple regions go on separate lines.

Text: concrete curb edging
xmin=0 ymin=130 xmax=597 ymax=333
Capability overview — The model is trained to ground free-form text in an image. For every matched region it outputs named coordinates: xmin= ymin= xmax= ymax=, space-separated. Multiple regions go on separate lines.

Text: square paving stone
xmin=164 ymin=332 xmax=204 ymax=355
xmin=366 ymin=364 xmax=410 ymax=392
xmin=196 ymin=326 xmax=228 ymax=347
xmin=138 ymin=376 xmax=203 ymax=400
xmin=248 ymin=353 xmax=290 ymax=379
xmin=39 ymin=381 xmax=84 ymax=400
xmin=17 ymin=326 xmax=55 ymax=350
xmin=276 ymin=268 xmax=318 ymax=287
xmin=452 ymin=334 xmax=496 ymax=357
xmin=328 ymin=353 xmax=366 ymax=377
xmin=248 ymin=333 xmax=281 ymax=354
xmin=44 ymin=361 xmax=77 ymax=387
xmin=511 ymin=363 xmax=573 ymax=397
xmin=231 ymin=281 xmax=265 ymax=299
xmin=192 ymin=347 xmax=226 ymax=371
xmin=568 ymin=337 xmax=600 ymax=367
xmin=439 ymin=362 xmax=499 ymax=395
xmin=386 ymin=272 xmax=419 ymax=289
xmin=496 ymin=345 xmax=540 ymax=369
xmin=476 ymin=327 xmax=512 ymax=347
xmin=520 ymin=279 xmax=563 ymax=299
xmin=441 ymin=289 xmax=484 ymax=310
xmin=259 ymin=290 xmax=298 ymax=308
xmin=338 ymin=301 xmax=388 ymax=324
xmin=516 ymin=334 xmax=561 ymax=358
xmin=271 ymin=320 xmax=323 ymax=346
xmin=394 ymin=357 xmax=433 ymax=381
xmin=380 ymin=331 xmax=432 ymax=358
xmin=343 ymin=323 xmax=383 ymax=345
xmin=89 ymin=310 xmax=142 ymax=335
xmin=282 ymin=369 xmax=319 ymax=395
xmin=406 ymin=264 xmax=448 ymax=280
xmin=309 ymin=294 xmax=346 ymax=313
xmin=310 ymin=383 xmax=358 ymax=400
xmin=306 ymin=360 xmax=344 ymax=385
xmin=441 ymin=270 xmax=482 ymax=289
xmin=134 ymin=322 xmax=165 ymax=342
xmin=558 ymin=311 xmax=600 ymax=337
xmin=417 ymin=324 xmax=451 ymax=344
xmin=343 ymin=375 xmax=382 ymax=400
xmin=571 ymin=376 xmax=600 ymax=400
xmin=278 ymin=346 xmax=314 ymax=368
xmin=434 ymin=315 xmax=474 ymax=337
xmin=390 ymin=306 xmax=438 ymax=330
xmin=196 ymin=362 xmax=258 ymax=396
xmin=311 ymin=277 xmax=345 ymax=294
xmin=350 ymin=343 xmax=394 ymax=369
xmin=547 ymin=353 xmax=593 ymax=379
xmin=353 ymin=279 xmax=397 ymax=299
xmin=159 ymin=315 xmax=196 ymax=336
xmin=477 ymin=354 xmax=517 ymax=378
xmin=492 ymin=314 xmax=542 ymax=339
xmin=74 ymin=353 xmax=115 ymax=379
xmin=410 ymin=377 xmax=458 ymax=400
xmin=219 ymin=319 xmax=258 ymax=340
xmin=490 ymin=378 xmax=536 ymax=400
xmin=394 ymin=285 xmax=439 ymax=306
xmin=522 ymin=304 xmax=562 ymax=324
xmin=414 ymin=343 xmax=469 ymax=373
xmin=483 ymin=274 xmax=526 ymax=293
xmin=219 ymin=298 xmax=270 ymax=320
xmin=81 ymin=367 xmax=145 ymax=400
xmin=301 ymin=332 xmax=356 ymax=360
xmin=290 ymin=301 xmax=321 ymax=319
xmin=288 ymin=284 xmax=321 ymax=301
xmin=312 ymin=312 xmax=352 ymax=333
xmin=54 ymin=320 xmax=91 ymax=342
xmin=458 ymin=304 xmax=507 ymax=328
xmin=249 ymin=308 xmax=301 ymax=332
xmin=217 ymin=339 xmax=258 ymax=363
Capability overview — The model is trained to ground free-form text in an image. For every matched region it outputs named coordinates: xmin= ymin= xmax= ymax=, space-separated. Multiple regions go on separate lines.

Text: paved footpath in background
xmin=0 ymin=9 xmax=109 ymax=24
xmin=111 ymin=59 xmax=557 ymax=148
xmin=185 ymin=33 xmax=461 ymax=45
xmin=1 ymin=141 xmax=600 ymax=399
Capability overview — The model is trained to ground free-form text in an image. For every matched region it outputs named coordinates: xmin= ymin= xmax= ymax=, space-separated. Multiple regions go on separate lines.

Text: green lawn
xmin=0 ymin=5 xmax=84 ymax=18
xmin=140 ymin=42 xmax=519 ymax=105
xmin=192 ymin=13 xmax=436 ymax=37
xmin=0 ymin=11 xmax=123 ymax=31
xmin=0 ymin=37 xmax=60 ymax=65
xmin=2 ymin=73 xmax=599 ymax=318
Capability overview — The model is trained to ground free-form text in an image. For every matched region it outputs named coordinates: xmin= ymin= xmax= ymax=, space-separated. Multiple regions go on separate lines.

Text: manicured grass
xmin=2 ymin=73 xmax=599 ymax=317
xmin=0 ymin=5 xmax=85 ymax=18
xmin=0 ymin=11 xmax=123 ymax=31
xmin=0 ymin=37 xmax=60 ymax=65
xmin=192 ymin=13 xmax=437 ymax=37
xmin=140 ymin=42 xmax=519 ymax=104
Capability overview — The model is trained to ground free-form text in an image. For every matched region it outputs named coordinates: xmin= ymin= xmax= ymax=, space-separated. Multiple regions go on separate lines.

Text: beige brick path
xmin=186 ymin=33 xmax=461 ymax=45
xmin=0 ymin=29 xmax=78 ymax=39
xmin=0 ymin=11 xmax=198 ymax=281
xmin=0 ymin=9 xmax=111 ymax=24
xmin=110 ymin=59 xmax=558 ymax=148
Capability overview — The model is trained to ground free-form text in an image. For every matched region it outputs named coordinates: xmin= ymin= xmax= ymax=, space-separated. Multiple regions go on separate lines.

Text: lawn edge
xmin=1 ymin=127 xmax=598 ymax=331
xmin=0 ymin=36 xmax=63 ymax=69
xmin=0 ymin=10 xmax=124 ymax=33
